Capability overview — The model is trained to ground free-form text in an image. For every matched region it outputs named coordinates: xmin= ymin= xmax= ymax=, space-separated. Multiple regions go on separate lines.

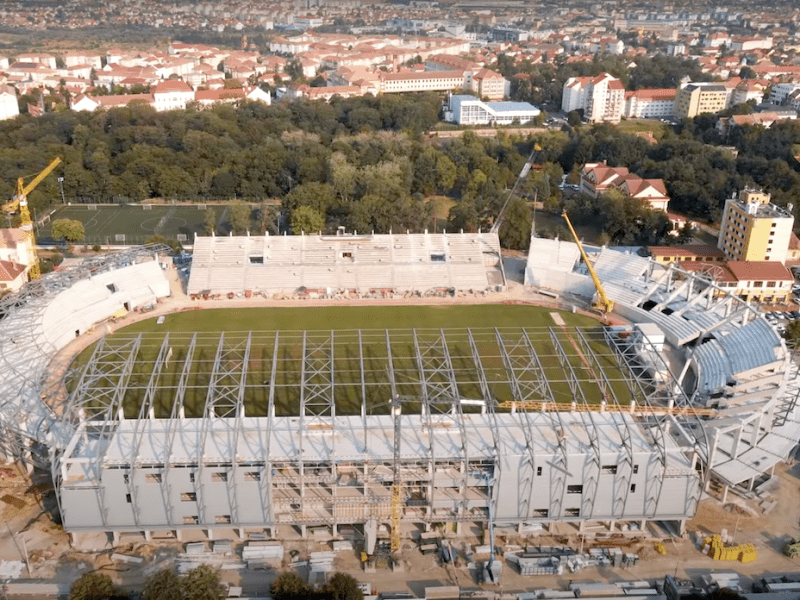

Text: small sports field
xmin=70 ymin=305 xmax=639 ymax=419
xmin=36 ymin=204 xmax=235 ymax=246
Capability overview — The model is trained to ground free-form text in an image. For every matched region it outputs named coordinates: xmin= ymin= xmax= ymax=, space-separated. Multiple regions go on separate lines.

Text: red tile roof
xmin=726 ymin=260 xmax=793 ymax=282
xmin=0 ymin=259 xmax=25 ymax=282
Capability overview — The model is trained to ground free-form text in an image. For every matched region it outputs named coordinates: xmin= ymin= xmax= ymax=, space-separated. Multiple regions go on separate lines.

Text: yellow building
xmin=717 ymin=189 xmax=795 ymax=263
xmin=674 ymin=82 xmax=728 ymax=119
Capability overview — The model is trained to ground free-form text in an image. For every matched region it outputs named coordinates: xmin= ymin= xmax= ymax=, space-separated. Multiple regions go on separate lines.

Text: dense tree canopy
xmin=1 ymin=88 xmax=798 ymax=248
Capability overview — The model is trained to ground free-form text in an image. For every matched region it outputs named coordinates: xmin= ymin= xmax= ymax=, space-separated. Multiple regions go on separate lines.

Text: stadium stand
xmin=188 ymin=232 xmax=505 ymax=295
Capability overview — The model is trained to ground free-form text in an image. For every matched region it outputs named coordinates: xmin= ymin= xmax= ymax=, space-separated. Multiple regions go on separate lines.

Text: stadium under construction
xmin=0 ymin=232 xmax=796 ymax=545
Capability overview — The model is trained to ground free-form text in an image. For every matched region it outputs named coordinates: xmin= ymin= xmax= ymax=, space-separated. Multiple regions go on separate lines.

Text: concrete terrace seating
xmin=0 ymin=254 xmax=171 ymax=452
xmin=188 ymin=233 xmax=503 ymax=294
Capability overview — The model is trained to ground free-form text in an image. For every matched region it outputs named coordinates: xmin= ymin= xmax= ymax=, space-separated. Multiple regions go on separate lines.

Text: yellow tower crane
xmin=561 ymin=210 xmax=614 ymax=314
xmin=2 ymin=158 xmax=62 ymax=281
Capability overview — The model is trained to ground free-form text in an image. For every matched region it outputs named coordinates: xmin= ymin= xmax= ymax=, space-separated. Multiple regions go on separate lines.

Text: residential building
xmin=717 ymin=189 xmax=795 ymax=264
xmin=445 ymin=95 xmax=539 ymax=126
xmin=617 ymin=177 xmax=671 ymax=212
xmin=15 ymin=53 xmax=57 ymax=69
xmin=561 ymin=73 xmax=624 ymax=124
xmin=152 ymin=80 xmax=194 ymax=112
xmin=472 ymin=69 xmax=507 ymax=100
xmin=379 ymin=70 xmax=464 ymax=94
xmin=580 ymin=162 xmax=670 ymax=211
xmin=647 ymin=245 xmax=726 ymax=266
xmin=0 ymin=229 xmax=30 ymax=268
xmin=623 ymin=88 xmax=676 ymax=119
xmin=0 ymin=85 xmax=18 ymax=121
xmin=0 ymin=259 xmax=26 ymax=293
xmin=63 ymin=52 xmax=103 ymax=70
xmin=71 ymin=94 xmax=155 ymax=112
xmin=769 ymin=83 xmax=800 ymax=105
xmin=674 ymin=82 xmax=728 ymax=119
xmin=680 ymin=259 xmax=793 ymax=303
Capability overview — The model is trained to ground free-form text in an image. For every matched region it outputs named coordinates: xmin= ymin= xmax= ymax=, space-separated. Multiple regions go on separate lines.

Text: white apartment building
xmin=16 ymin=53 xmax=57 ymax=69
xmin=562 ymin=72 xmax=624 ymax=123
xmin=623 ymin=89 xmax=676 ymax=119
xmin=0 ymin=85 xmax=19 ymax=121
xmin=64 ymin=52 xmax=103 ymax=70
xmin=769 ymin=83 xmax=800 ymax=106
xmin=151 ymin=80 xmax=195 ymax=112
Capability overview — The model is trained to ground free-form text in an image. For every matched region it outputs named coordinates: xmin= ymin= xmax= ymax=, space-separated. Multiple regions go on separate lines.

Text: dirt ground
xmin=4 ymin=251 xmax=799 ymax=595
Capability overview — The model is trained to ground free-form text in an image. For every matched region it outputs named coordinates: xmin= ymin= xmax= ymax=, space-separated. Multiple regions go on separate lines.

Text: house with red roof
xmin=580 ymin=162 xmax=671 ymax=212
xmin=0 ymin=259 xmax=26 ymax=293
xmin=152 ymin=79 xmax=194 ymax=112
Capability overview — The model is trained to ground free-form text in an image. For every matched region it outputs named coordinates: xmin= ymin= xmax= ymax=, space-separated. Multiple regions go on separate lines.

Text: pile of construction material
xmin=241 ymin=541 xmax=284 ymax=569
xmin=703 ymin=535 xmax=757 ymax=563
xmin=176 ymin=541 xmax=244 ymax=573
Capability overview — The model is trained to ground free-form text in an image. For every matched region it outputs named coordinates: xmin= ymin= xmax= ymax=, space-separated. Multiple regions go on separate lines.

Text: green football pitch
xmin=70 ymin=305 xmax=636 ymax=418
xmin=36 ymin=204 xmax=245 ymax=246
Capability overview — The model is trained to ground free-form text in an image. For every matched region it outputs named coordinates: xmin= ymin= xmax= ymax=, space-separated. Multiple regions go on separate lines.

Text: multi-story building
xmin=0 ymin=85 xmax=19 ymax=121
xmin=674 ymin=82 xmax=728 ymax=119
xmin=681 ymin=260 xmax=793 ymax=304
xmin=769 ymin=83 xmax=800 ymax=106
xmin=562 ymin=73 xmax=624 ymax=124
xmin=623 ymin=88 xmax=676 ymax=119
xmin=580 ymin=162 xmax=670 ymax=211
xmin=717 ymin=189 xmax=795 ymax=264
xmin=152 ymin=80 xmax=195 ymax=112
xmin=379 ymin=70 xmax=465 ymax=94
xmin=472 ymin=68 xmax=507 ymax=100
xmin=647 ymin=245 xmax=726 ymax=266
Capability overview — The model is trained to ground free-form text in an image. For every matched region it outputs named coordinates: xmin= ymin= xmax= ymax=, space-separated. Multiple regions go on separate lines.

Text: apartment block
xmin=623 ymin=88 xmax=676 ymax=119
xmin=674 ymin=82 xmax=728 ymax=119
xmin=562 ymin=72 xmax=624 ymax=123
xmin=717 ymin=189 xmax=795 ymax=264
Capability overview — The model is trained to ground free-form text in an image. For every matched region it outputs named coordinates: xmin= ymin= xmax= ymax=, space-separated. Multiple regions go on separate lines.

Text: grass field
xmin=37 ymin=204 xmax=257 ymax=246
xmin=71 ymin=305 xmax=639 ymax=419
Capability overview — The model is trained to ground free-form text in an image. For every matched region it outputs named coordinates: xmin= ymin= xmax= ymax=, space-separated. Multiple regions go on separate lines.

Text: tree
xmin=229 ymin=201 xmax=252 ymax=235
xmin=204 ymin=208 xmax=217 ymax=235
xmin=182 ymin=566 xmax=226 ymax=600
xmin=291 ymin=205 xmax=325 ymax=234
xmin=52 ymin=218 xmax=85 ymax=243
xmin=497 ymin=197 xmax=533 ymax=251
xmin=270 ymin=572 xmax=310 ymax=600
xmin=143 ymin=569 xmax=183 ymax=600
xmin=785 ymin=320 xmax=800 ymax=352
xmin=323 ymin=573 xmax=364 ymax=600
xmin=69 ymin=572 xmax=117 ymax=600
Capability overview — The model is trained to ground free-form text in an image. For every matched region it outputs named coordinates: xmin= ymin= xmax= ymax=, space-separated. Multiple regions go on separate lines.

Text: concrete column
xmin=175 ymin=529 xmax=183 ymax=541
xmin=300 ymin=524 xmax=307 ymax=538
xmin=730 ymin=425 xmax=743 ymax=460
xmin=705 ymin=429 xmax=721 ymax=491
xmin=609 ymin=520 xmax=616 ymax=532
xmin=721 ymin=485 xmax=728 ymax=504
xmin=238 ymin=528 xmax=244 ymax=540
xmin=112 ymin=531 xmax=120 ymax=545
xmin=207 ymin=528 xmax=214 ymax=541
xmin=144 ymin=530 xmax=152 ymax=541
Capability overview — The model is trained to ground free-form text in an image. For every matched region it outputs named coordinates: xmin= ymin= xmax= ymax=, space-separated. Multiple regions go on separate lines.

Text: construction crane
xmin=561 ymin=210 xmax=614 ymax=314
xmin=2 ymin=158 xmax=62 ymax=280
xmin=390 ymin=397 xmax=403 ymax=555
xmin=490 ymin=144 xmax=542 ymax=235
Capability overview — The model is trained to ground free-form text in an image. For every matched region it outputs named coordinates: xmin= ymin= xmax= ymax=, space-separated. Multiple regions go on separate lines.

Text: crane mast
xmin=2 ymin=157 xmax=62 ymax=281
xmin=561 ymin=210 xmax=614 ymax=314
